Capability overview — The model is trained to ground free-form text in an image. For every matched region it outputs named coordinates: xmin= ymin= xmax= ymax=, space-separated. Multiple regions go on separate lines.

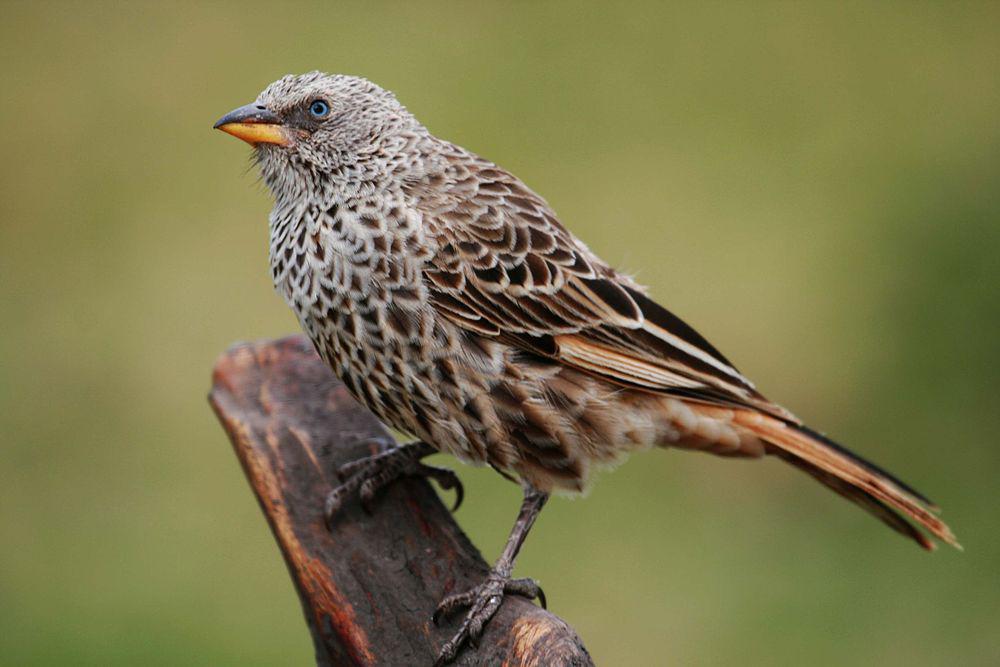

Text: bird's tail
xmin=732 ymin=410 xmax=960 ymax=551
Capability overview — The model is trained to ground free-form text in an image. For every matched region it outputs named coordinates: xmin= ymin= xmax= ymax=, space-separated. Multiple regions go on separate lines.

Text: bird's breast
xmin=267 ymin=194 xmax=453 ymax=429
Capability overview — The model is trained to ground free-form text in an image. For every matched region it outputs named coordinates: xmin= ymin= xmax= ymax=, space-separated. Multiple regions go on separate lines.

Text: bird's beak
xmin=213 ymin=103 xmax=290 ymax=146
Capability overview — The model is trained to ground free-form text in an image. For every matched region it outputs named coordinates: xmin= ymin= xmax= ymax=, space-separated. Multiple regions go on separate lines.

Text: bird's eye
xmin=309 ymin=100 xmax=330 ymax=118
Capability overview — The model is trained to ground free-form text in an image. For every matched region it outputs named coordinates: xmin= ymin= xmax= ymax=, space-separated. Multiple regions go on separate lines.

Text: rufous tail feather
xmin=733 ymin=410 xmax=960 ymax=551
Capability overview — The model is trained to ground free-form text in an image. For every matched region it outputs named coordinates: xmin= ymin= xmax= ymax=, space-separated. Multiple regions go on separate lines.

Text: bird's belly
xmin=298 ymin=305 xmax=493 ymax=462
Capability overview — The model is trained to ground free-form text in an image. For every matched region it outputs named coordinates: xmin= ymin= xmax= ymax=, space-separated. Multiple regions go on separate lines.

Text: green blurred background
xmin=2 ymin=2 xmax=998 ymax=665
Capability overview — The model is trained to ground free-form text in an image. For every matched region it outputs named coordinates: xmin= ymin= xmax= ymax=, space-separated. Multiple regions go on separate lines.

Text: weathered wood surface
xmin=209 ymin=335 xmax=594 ymax=666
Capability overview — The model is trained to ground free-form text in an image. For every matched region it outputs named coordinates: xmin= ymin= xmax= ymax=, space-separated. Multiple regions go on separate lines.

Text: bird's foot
xmin=432 ymin=570 xmax=546 ymax=665
xmin=323 ymin=439 xmax=462 ymax=526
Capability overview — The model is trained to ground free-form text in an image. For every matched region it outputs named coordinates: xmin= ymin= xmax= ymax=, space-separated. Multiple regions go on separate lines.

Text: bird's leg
xmin=324 ymin=439 xmax=463 ymax=526
xmin=433 ymin=487 xmax=549 ymax=665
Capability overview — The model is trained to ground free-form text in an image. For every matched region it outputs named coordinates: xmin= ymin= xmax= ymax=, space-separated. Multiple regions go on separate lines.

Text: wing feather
xmin=407 ymin=146 xmax=781 ymax=415
xmin=403 ymin=143 xmax=956 ymax=549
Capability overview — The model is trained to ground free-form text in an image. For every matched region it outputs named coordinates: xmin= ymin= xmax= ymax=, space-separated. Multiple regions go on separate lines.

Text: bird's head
xmin=214 ymin=72 xmax=421 ymax=187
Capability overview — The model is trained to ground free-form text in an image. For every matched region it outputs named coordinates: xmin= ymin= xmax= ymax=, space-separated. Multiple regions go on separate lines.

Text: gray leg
xmin=433 ymin=487 xmax=549 ymax=665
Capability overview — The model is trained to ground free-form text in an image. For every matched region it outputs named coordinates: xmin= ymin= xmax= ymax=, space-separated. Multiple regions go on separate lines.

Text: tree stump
xmin=209 ymin=335 xmax=594 ymax=666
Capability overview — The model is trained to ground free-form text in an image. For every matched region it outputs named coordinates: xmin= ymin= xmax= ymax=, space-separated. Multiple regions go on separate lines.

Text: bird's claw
xmin=333 ymin=436 xmax=396 ymax=481
xmin=323 ymin=441 xmax=462 ymax=527
xmin=433 ymin=572 xmax=545 ymax=665
xmin=417 ymin=463 xmax=464 ymax=512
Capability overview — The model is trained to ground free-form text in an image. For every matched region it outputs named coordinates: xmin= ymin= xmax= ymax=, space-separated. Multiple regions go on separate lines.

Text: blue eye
xmin=309 ymin=100 xmax=330 ymax=118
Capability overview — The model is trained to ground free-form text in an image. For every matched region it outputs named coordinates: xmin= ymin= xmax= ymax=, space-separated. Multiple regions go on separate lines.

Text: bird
xmin=214 ymin=71 xmax=958 ymax=664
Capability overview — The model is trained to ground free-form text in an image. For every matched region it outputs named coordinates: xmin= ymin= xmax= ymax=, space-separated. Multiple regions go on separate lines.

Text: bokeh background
xmin=2 ymin=2 xmax=998 ymax=665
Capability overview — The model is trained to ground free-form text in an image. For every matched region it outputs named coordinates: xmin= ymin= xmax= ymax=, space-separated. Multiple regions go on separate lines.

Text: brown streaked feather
xmin=555 ymin=334 xmax=714 ymax=392
xmin=409 ymin=147 xmax=772 ymax=414
xmin=407 ymin=144 xmax=956 ymax=549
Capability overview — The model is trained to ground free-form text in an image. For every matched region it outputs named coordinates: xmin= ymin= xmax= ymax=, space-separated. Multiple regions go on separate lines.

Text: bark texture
xmin=209 ymin=335 xmax=593 ymax=666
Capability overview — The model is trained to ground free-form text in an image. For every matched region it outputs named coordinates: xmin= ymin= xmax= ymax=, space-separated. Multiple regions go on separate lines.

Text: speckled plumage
xmin=218 ymin=71 xmax=956 ymax=662
xmin=252 ymin=73 xmax=771 ymax=494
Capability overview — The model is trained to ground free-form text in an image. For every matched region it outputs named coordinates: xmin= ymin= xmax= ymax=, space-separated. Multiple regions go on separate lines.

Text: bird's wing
xmin=406 ymin=147 xmax=960 ymax=551
xmin=407 ymin=148 xmax=790 ymax=419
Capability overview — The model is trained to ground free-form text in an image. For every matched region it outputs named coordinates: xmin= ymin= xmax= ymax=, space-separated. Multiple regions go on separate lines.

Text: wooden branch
xmin=209 ymin=335 xmax=593 ymax=667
